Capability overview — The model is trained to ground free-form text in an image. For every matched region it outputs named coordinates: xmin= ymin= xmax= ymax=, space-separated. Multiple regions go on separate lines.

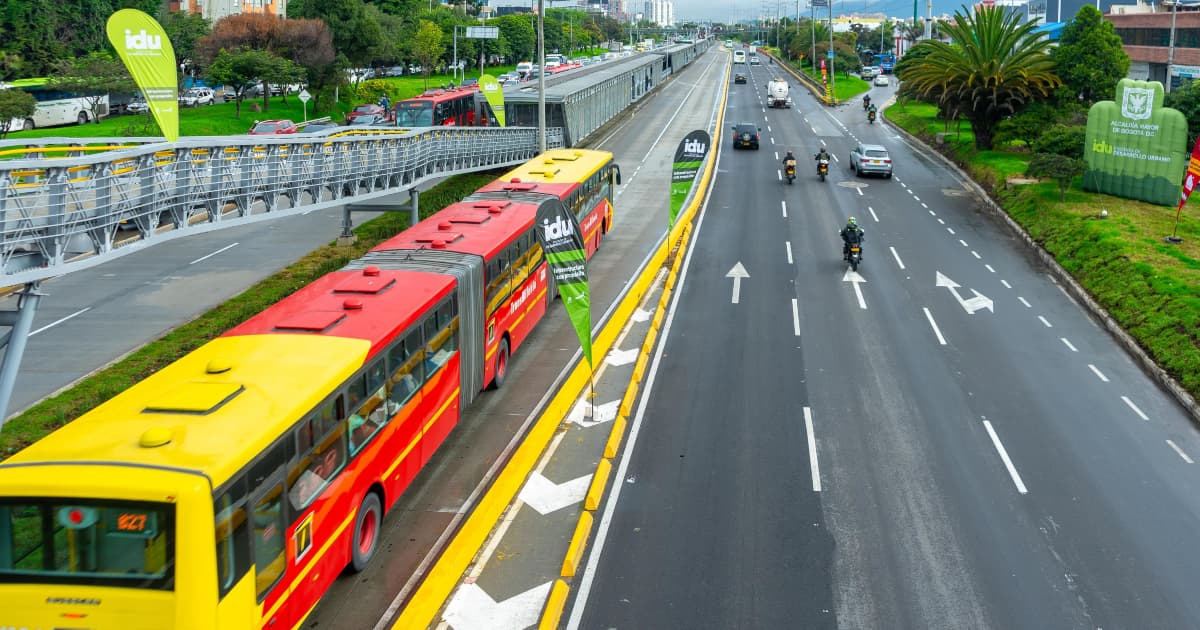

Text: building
xmin=643 ymin=0 xmax=674 ymax=26
xmin=168 ymin=0 xmax=287 ymax=20
xmin=1107 ymin=3 xmax=1200 ymax=88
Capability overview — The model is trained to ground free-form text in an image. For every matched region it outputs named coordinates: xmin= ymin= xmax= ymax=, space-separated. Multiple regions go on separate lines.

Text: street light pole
xmin=538 ymin=0 xmax=546 ymax=152
xmin=1167 ymin=0 xmax=1179 ymax=93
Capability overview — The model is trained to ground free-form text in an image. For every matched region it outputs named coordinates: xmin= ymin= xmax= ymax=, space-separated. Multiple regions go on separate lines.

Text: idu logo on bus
xmin=124 ymin=28 xmax=163 ymax=51
xmin=541 ymin=216 xmax=575 ymax=241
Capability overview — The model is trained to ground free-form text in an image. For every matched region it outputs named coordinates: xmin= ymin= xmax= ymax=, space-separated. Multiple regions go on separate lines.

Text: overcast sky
xmin=675 ymin=0 xmax=975 ymax=24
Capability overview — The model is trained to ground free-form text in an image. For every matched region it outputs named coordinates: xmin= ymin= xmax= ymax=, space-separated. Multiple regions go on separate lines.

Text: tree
xmin=995 ymin=101 xmax=1065 ymax=148
xmin=195 ymin=13 xmax=285 ymax=65
xmin=413 ymin=20 xmax=444 ymax=90
xmin=1031 ymin=124 xmax=1087 ymax=159
xmin=899 ymin=6 xmax=1061 ymax=149
xmin=207 ymin=48 xmax=279 ymax=118
xmin=893 ymin=39 xmax=935 ymax=82
xmin=493 ymin=14 xmax=535 ymax=62
xmin=1052 ymin=6 xmax=1129 ymax=107
xmin=1026 ymin=152 xmax=1086 ymax=201
xmin=159 ymin=10 xmax=212 ymax=75
xmin=289 ymin=0 xmax=384 ymax=69
xmin=48 ymin=52 xmax=136 ymax=125
xmin=1164 ymin=76 xmax=1200 ymax=150
xmin=0 ymin=88 xmax=35 ymax=138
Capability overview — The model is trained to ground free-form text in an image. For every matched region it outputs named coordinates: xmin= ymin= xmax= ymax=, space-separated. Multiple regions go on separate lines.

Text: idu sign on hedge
xmin=1083 ymin=79 xmax=1188 ymax=206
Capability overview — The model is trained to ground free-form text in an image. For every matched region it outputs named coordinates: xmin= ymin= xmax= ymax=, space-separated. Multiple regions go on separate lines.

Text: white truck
xmin=766 ymin=78 xmax=791 ymax=109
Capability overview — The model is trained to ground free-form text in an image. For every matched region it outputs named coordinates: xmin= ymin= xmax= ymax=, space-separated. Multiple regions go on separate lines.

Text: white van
xmin=733 ymin=50 xmax=746 ymax=64
xmin=516 ymin=61 xmax=533 ymax=77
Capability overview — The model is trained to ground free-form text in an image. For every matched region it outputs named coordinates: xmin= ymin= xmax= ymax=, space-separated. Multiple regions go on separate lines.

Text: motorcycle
xmin=785 ymin=161 xmax=796 ymax=184
xmin=817 ymin=158 xmax=829 ymax=182
xmin=846 ymin=244 xmax=862 ymax=271
xmin=862 ymin=99 xmax=871 ymax=111
xmin=868 ymin=110 xmax=877 ymax=124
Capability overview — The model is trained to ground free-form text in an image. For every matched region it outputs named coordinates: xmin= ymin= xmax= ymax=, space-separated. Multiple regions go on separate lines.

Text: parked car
xmin=300 ymin=122 xmax=339 ymax=134
xmin=179 ymin=87 xmax=215 ymax=107
xmin=347 ymin=103 xmax=392 ymax=123
xmin=348 ymin=113 xmax=391 ymax=126
xmin=384 ymin=66 xmax=405 ymax=77
xmin=248 ymin=119 xmax=298 ymax=135
xmin=849 ymin=142 xmax=893 ymax=178
xmin=126 ymin=97 xmax=150 ymax=114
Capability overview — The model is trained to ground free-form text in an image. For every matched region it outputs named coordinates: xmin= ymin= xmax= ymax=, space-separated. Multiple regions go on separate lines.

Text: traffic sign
xmin=466 ymin=26 xmax=499 ymax=39
xmin=827 ymin=50 xmax=834 ymax=58
xmin=298 ymin=89 xmax=311 ymax=103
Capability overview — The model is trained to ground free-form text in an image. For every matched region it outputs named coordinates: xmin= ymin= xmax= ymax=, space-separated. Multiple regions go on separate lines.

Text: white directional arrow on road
xmin=605 ymin=347 xmax=639 ymax=367
xmin=517 ymin=471 xmax=591 ymax=515
xmin=442 ymin=581 xmax=554 ymax=630
xmin=567 ymin=399 xmax=620 ymax=428
xmin=727 ymin=262 xmax=749 ymax=304
xmin=630 ymin=308 xmax=652 ymax=323
xmin=842 ymin=267 xmax=868 ymax=310
xmin=936 ymin=271 xmax=994 ymax=314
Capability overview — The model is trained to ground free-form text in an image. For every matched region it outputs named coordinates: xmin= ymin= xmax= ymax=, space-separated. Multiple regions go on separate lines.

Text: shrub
xmin=1031 ymin=124 xmax=1087 ymax=159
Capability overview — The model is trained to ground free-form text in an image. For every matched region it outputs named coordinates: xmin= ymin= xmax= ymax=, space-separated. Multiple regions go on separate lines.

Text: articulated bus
xmin=393 ymin=85 xmax=490 ymax=127
xmin=0 ymin=149 xmax=620 ymax=630
xmin=1 ymin=78 xmax=108 ymax=131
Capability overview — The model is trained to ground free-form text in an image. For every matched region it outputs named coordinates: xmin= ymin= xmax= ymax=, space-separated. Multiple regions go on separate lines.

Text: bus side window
xmin=287 ymin=398 xmax=347 ymax=511
xmin=425 ymin=297 xmax=458 ymax=373
xmin=248 ymin=441 xmax=289 ymax=602
xmin=214 ymin=475 xmax=251 ymax=598
xmin=389 ymin=330 xmax=425 ymax=406
xmin=507 ymin=241 xmax=527 ymax=288
xmin=486 ymin=250 xmax=511 ymax=315
xmin=350 ymin=360 xmax=395 ymax=453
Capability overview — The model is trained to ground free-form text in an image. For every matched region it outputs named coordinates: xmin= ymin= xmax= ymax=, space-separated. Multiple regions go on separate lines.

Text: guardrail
xmin=0 ymin=126 xmax=564 ymax=285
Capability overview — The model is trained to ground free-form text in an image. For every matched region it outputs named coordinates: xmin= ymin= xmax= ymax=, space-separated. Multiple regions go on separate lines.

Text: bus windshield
xmin=395 ymin=101 xmax=433 ymax=127
xmin=0 ymin=498 xmax=174 ymax=590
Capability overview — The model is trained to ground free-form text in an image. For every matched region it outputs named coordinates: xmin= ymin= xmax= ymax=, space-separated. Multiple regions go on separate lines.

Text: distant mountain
xmin=818 ymin=0 xmax=1085 ymax=23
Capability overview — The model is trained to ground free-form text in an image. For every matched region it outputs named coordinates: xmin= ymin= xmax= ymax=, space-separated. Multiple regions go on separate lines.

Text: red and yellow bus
xmin=393 ymin=85 xmax=488 ymax=127
xmin=0 ymin=149 xmax=619 ymax=630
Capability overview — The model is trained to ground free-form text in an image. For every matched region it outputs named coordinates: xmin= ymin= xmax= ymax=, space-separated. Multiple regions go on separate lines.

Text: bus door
xmin=246 ymin=445 xmax=290 ymax=627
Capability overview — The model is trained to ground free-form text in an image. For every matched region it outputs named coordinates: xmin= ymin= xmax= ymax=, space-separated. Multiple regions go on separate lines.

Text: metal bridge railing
xmin=0 ymin=126 xmax=564 ymax=285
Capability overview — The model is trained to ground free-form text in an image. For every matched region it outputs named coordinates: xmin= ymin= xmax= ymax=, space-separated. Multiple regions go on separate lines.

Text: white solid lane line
xmin=1060 ymin=337 xmax=1078 ymax=352
xmin=1088 ymin=364 xmax=1110 ymax=382
xmin=1121 ymin=396 xmax=1149 ymax=420
xmin=29 ymin=307 xmax=92 ymax=337
xmin=792 ymin=299 xmax=801 ymax=336
xmin=983 ymin=420 xmax=1029 ymax=494
xmin=786 ymin=241 xmax=793 ymax=265
xmin=190 ymin=242 xmax=239 ymax=265
xmin=923 ymin=307 xmax=947 ymax=345
xmin=804 ymin=407 xmax=822 ymax=491
xmin=1019 ymin=297 xmax=1032 ymax=308
xmin=869 ymin=206 xmax=879 ymax=222
xmin=889 ymin=246 xmax=905 ymax=270
xmin=1038 ymin=315 xmax=1053 ymax=328
xmin=1166 ymin=440 xmax=1195 ymax=464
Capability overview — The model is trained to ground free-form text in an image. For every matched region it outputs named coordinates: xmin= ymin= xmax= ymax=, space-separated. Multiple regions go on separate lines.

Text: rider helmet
xmin=848 ymin=217 xmax=857 ymax=225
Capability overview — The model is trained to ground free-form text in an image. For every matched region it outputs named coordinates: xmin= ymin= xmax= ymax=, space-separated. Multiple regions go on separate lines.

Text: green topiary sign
xmin=1082 ymin=79 xmax=1189 ymax=206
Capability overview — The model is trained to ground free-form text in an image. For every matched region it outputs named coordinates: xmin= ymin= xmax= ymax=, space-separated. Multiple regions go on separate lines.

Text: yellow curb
xmin=584 ymin=458 xmax=612 ymax=511
xmin=619 ymin=382 xmax=639 ymax=419
xmin=560 ymin=510 xmax=595 ymax=578
xmin=538 ymin=579 xmax=570 ymax=630
xmin=666 ymin=269 xmax=677 ymax=290
xmin=651 ymin=309 xmax=664 ymax=331
xmin=604 ymin=415 xmax=628 ymax=459
xmin=641 ymin=327 xmax=658 ymax=355
xmin=633 ymin=353 xmax=648 ymax=382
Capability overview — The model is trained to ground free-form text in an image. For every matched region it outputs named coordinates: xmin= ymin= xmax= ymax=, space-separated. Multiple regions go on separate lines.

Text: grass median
xmin=0 ymin=169 xmax=501 ymax=459
xmin=887 ymin=100 xmax=1200 ymax=399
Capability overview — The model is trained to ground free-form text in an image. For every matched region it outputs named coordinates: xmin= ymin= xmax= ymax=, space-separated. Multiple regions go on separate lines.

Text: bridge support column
xmin=409 ymin=189 xmax=419 ymax=228
xmin=0 ymin=282 xmax=43 ymax=430
xmin=337 ymin=205 xmax=357 ymax=247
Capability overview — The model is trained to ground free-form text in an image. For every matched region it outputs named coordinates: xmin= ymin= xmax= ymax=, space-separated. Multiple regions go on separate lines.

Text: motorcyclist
xmin=867 ymin=103 xmax=878 ymax=121
xmin=840 ymin=217 xmax=865 ymax=261
xmin=783 ymin=150 xmax=797 ymax=172
xmin=862 ymin=94 xmax=871 ymax=110
xmin=814 ymin=147 xmax=830 ymax=163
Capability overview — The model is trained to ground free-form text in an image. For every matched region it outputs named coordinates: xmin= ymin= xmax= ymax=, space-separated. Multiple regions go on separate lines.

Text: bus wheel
xmin=76 ymin=112 xmax=88 ymax=125
xmin=22 ymin=119 xmax=33 ymax=132
xmin=350 ymin=492 xmax=382 ymax=572
xmin=491 ymin=338 xmax=510 ymax=389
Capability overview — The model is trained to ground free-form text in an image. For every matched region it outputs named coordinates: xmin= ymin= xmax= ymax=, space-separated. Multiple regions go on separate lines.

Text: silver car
xmin=850 ymin=143 xmax=893 ymax=178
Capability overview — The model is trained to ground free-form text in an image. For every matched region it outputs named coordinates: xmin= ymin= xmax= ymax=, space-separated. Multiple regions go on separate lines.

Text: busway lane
xmin=303 ymin=46 xmax=733 ymax=630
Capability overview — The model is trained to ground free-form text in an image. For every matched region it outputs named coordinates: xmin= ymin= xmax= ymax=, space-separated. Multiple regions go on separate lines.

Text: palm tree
xmin=899 ymin=6 xmax=1060 ymax=149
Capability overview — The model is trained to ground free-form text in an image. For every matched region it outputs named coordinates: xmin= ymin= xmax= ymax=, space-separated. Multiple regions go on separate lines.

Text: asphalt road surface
xmin=566 ymin=60 xmax=1200 ymax=630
